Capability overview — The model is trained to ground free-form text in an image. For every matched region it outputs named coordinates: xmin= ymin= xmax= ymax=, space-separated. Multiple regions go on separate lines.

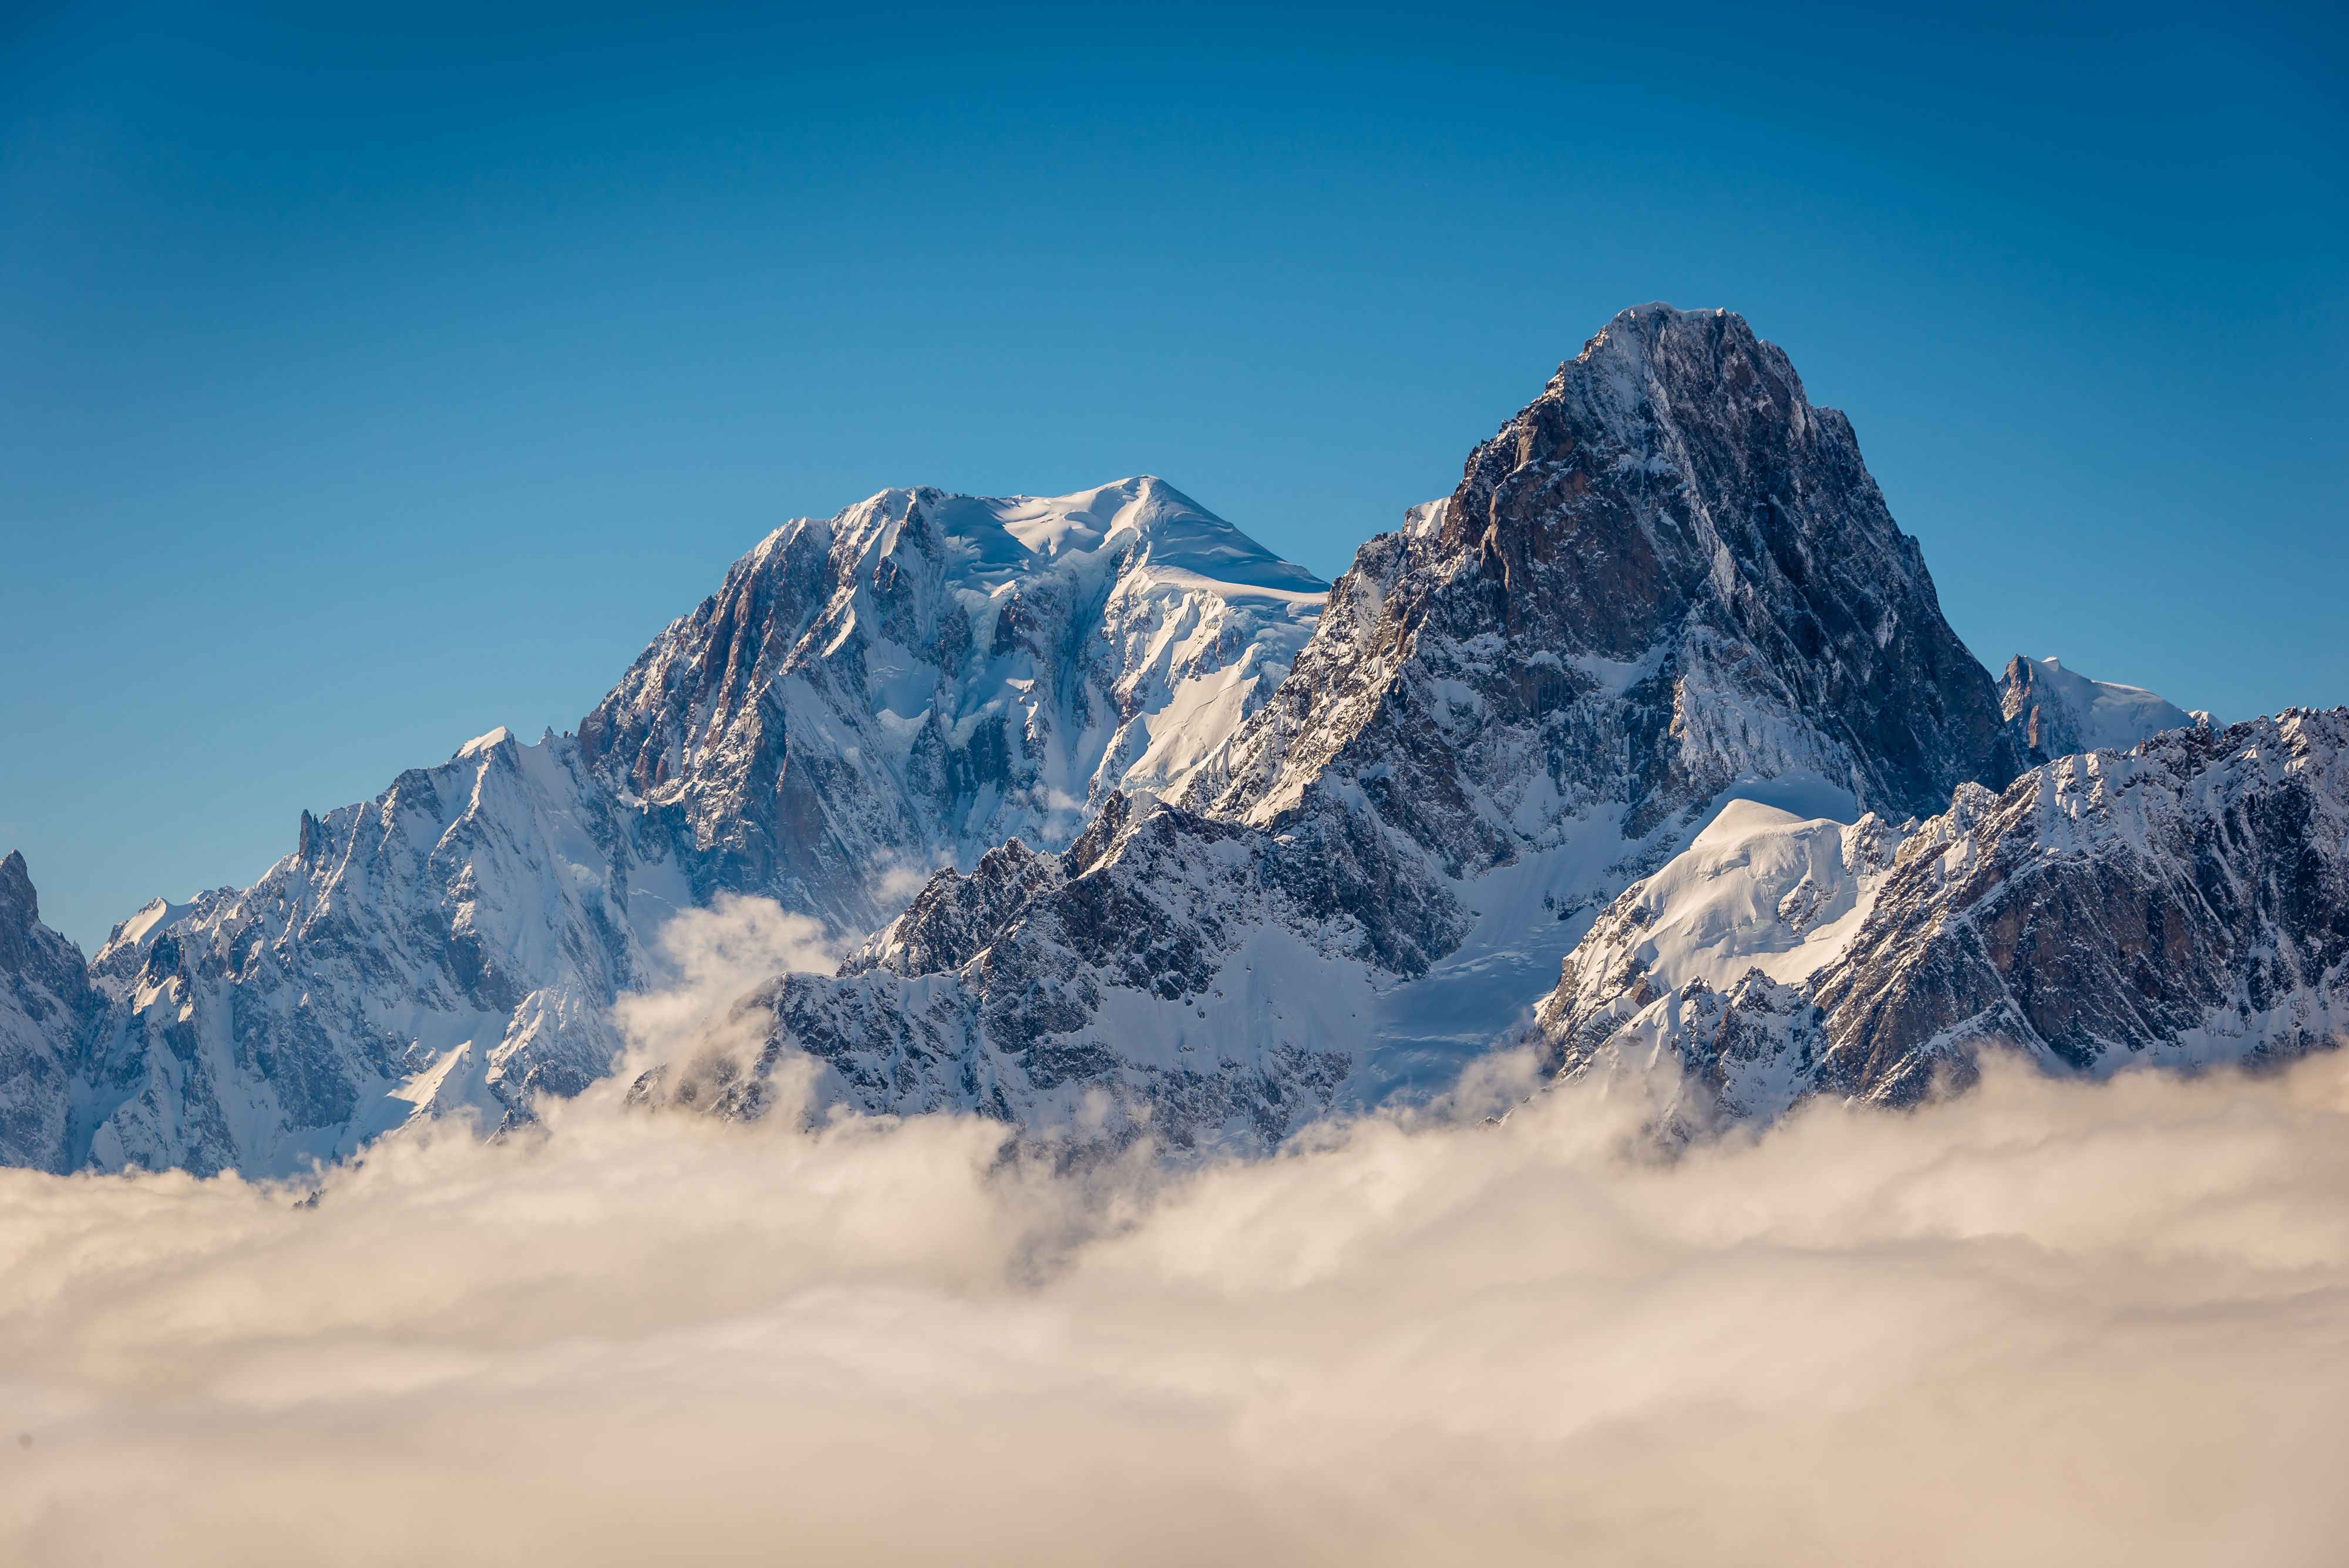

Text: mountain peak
xmin=551 ymin=474 xmax=1328 ymax=996
xmin=457 ymin=726 xmax=516 ymax=759
xmin=1561 ymin=302 xmax=1757 ymax=386
xmin=1549 ymin=706 xmax=2349 ymax=1118
xmin=1998 ymin=654 xmax=2197 ymax=758
xmin=1207 ymin=301 xmax=2022 ymax=847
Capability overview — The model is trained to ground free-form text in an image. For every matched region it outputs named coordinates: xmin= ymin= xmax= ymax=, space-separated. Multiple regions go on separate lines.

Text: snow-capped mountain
xmin=638 ymin=304 xmax=2041 ymax=1147
xmin=580 ymin=478 xmax=1326 ymax=934
xmin=36 ymin=479 xmax=1323 ymax=1176
xmin=1542 ymin=708 xmax=2349 ymax=1118
xmin=14 ymin=302 xmax=2334 ymax=1176
xmin=2000 ymin=654 xmax=2202 ymax=759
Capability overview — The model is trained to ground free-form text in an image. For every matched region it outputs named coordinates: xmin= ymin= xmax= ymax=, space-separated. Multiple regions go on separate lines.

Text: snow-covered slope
xmin=38 ymin=479 xmax=1322 ymax=1176
xmin=1544 ymin=709 xmax=2349 ymax=1118
xmin=581 ymin=477 xmax=1324 ymax=933
xmin=0 ymin=853 xmax=97 ymax=1173
xmin=1553 ymin=800 xmax=1904 ymax=1000
xmin=639 ymin=305 xmax=2036 ymax=1148
xmin=2000 ymin=655 xmax=2200 ymax=759
xmin=1536 ymin=803 xmax=1907 ymax=1118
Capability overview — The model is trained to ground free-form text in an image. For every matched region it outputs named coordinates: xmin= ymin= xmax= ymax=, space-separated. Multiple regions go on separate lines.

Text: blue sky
xmin=4 ymin=2 xmax=2343 ymax=951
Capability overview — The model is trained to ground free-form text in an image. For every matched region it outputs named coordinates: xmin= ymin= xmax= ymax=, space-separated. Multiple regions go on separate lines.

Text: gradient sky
xmin=4 ymin=2 xmax=2343 ymax=951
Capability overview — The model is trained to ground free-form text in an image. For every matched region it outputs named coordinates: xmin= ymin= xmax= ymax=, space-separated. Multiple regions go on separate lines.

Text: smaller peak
xmin=993 ymin=478 xmax=1203 ymax=557
xmin=1109 ymin=475 xmax=1209 ymax=512
xmin=1692 ymin=796 xmax=1815 ymax=847
xmin=0 ymin=849 xmax=34 ymax=917
xmin=1031 ymin=475 xmax=1192 ymax=526
xmin=108 ymin=895 xmax=193 ymax=952
xmin=832 ymin=486 xmax=928 ymax=530
xmin=2002 ymin=653 xmax=2196 ymax=753
xmin=457 ymin=726 xmax=514 ymax=759
xmin=847 ymin=484 xmax=926 ymax=506
xmin=747 ymin=516 xmax=816 ymax=557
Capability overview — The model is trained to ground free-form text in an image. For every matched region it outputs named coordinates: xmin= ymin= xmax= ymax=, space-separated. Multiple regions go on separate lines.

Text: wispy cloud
xmin=2 ymin=903 xmax=2342 ymax=1564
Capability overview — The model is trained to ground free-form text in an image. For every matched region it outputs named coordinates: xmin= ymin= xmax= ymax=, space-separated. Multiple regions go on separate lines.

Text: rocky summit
xmin=6 ymin=302 xmax=2329 ymax=1175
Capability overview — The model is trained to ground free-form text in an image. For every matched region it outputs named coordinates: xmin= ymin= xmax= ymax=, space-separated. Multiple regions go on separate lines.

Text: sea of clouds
xmin=2 ymin=898 xmax=2344 ymax=1565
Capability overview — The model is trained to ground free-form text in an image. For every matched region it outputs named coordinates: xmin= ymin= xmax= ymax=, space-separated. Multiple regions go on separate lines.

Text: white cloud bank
xmin=2 ymin=905 xmax=2345 ymax=1565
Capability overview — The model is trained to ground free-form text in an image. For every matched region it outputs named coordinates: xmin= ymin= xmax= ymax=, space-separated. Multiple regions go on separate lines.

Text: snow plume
xmin=4 ymin=1022 xmax=2347 ymax=1564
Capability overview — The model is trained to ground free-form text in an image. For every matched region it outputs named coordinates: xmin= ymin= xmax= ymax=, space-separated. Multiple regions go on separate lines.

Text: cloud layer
xmin=3 ymin=910 xmax=2345 ymax=1565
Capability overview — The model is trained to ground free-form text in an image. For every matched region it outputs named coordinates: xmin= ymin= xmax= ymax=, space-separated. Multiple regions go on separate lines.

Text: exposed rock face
xmin=1189 ymin=304 xmax=2027 ymax=850
xmin=1543 ymin=710 xmax=2349 ymax=1117
xmin=0 ymin=853 xmax=98 ymax=1172
xmin=2000 ymin=654 xmax=2200 ymax=761
xmin=652 ymin=305 xmax=2035 ymax=1146
xmin=641 ymin=792 xmax=1373 ymax=1148
xmin=43 ymin=480 xmax=1322 ymax=1176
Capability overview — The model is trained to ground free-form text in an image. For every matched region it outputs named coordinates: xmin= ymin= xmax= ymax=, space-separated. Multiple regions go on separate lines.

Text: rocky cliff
xmin=1542 ymin=709 xmax=2349 ymax=1118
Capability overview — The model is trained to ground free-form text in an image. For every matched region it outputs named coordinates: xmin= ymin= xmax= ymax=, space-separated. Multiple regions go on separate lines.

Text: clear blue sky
xmin=4 ymin=2 xmax=2343 ymax=951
